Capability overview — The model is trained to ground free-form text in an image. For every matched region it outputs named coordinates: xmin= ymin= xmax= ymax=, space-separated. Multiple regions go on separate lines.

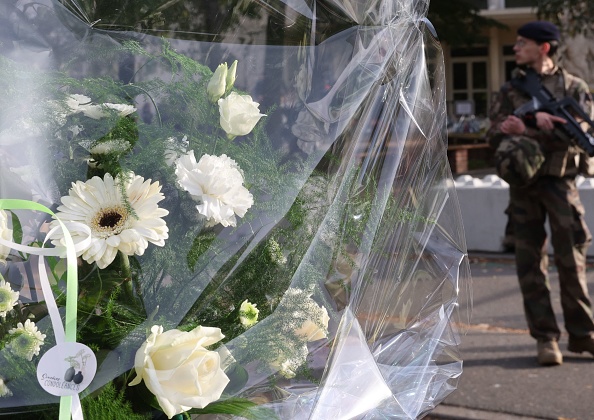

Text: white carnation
xmin=175 ymin=151 xmax=254 ymax=227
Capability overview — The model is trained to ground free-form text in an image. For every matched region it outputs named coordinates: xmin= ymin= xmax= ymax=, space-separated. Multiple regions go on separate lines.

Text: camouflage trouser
xmin=510 ymin=176 xmax=594 ymax=341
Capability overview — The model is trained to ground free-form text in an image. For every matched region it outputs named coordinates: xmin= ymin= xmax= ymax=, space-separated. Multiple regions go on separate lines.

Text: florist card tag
xmin=36 ymin=342 xmax=97 ymax=396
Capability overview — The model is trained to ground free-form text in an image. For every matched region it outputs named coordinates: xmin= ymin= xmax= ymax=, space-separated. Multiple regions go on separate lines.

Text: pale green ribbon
xmin=0 ymin=199 xmax=91 ymax=420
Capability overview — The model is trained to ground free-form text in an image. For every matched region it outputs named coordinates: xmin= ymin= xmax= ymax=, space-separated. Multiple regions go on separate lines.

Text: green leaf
xmin=188 ymin=398 xmax=280 ymax=420
xmin=10 ymin=210 xmax=23 ymax=246
xmin=187 ymin=231 xmax=217 ymax=270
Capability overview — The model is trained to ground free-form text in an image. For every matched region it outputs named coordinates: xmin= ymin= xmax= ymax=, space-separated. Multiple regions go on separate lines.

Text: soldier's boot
xmin=537 ymin=340 xmax=563 ymax=366
xmin=568 ymin=336 xmax=594 ymax=357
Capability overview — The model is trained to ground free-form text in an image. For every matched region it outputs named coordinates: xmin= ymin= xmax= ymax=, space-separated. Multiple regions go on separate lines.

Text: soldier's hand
xmin=535 ymin=112 xmax=566 ymax=131
xmin=500 ymin=115 xmax=526 ymax=135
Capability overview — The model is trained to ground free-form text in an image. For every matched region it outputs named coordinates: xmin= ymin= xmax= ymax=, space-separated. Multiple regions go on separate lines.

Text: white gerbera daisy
xmin=65 ymin=94 xmax=92 ymax=114
xmin=6 ymin=319 xmax=46 ymax=361
xmin=104 ymin=103 xmax=137 ymax=117
xmin=0 ymin=210 xmax=12 ymax=264
xmin=90 ymin=139 xmax=131 ymax=155
xmin=78 ymin=102 xmax=137 ymax=120
xmin=0 ymin=280 xmax=19 ymax=319
xmin=175 ymin=151 xmax=254 ymax=228
xmin=50 ymin=173 xmax=169 ymax=269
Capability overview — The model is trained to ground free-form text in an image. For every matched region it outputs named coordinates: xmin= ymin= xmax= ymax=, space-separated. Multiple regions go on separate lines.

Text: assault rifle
xmin=511 ymin=68 xmax=594 ymax=157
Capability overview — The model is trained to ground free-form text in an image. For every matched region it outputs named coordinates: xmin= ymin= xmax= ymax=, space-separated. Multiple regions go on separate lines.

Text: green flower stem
xmin=118 ymin=252 xmax=134 ymax=302
xmin=119 ymin=252 xmax=131 ymax=279
xmin=118 ymin=252 xmax=146 ymax=315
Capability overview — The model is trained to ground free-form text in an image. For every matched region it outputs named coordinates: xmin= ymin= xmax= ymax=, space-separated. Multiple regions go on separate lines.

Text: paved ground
xmin=426 ymin=252 xmax=594 ymax=420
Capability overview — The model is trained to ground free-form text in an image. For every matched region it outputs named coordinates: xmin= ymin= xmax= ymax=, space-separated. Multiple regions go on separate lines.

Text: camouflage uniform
xmin=486 ymin=66 xmax=594 ymax=342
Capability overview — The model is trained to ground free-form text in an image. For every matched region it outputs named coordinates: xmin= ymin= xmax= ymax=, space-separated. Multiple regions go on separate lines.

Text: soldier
xmin=486 ymin=21 xmax=594 ymax=366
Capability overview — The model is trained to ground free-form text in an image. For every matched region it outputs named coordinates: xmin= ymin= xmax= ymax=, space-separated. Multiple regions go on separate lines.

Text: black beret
xmin=517 ymin=21 xmax=560 ymax=42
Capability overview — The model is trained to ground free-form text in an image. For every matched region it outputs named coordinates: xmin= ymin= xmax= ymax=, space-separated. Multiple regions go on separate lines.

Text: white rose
xmin=207 ymin=63 xmax=228 ymax=102
xmin=0 ymin=210 xmax=12 ymax=264
xmin=295 ymin=304 xmax=329 ymax=341
xmin=129 ymin=325 xmax=230 ymax=419
xmin=218 ymin=92 xmax=265 ymax=138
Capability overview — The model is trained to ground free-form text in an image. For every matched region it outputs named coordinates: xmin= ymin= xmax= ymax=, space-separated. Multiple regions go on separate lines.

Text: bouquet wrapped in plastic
xmin=0 ymin=0 xmax=471 ymax=418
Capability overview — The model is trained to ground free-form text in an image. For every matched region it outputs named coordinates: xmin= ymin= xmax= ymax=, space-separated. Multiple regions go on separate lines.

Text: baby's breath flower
xmin=267 ymin=239 xmax=287 ymax=265
xmin=271 ymin=344 xmax=308 ymax=379
xmin=0 ymin=377 xmax=11 ymax=398
xmin=6 ymin=319 xmax=46 ymax=361
xmin=0 ymin=280 xmax=19 ymax=319
xmin=239 ymin=300 xmax=259 ymax=328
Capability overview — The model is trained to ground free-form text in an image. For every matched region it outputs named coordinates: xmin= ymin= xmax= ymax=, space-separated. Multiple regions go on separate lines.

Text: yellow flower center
xmin=92 ymin=206 xmax=129 ymax=236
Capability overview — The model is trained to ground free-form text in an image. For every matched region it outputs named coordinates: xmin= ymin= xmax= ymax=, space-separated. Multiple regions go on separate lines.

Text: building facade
xmin=443 ymin=1 xmax=538 ymax=119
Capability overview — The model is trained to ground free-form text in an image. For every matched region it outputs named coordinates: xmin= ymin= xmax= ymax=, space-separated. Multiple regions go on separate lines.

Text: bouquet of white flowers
xmin=0 ymin=0 xmax=471 ymax=419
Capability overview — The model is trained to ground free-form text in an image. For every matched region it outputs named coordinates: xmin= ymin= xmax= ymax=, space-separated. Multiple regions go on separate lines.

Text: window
xmin=503 ymin=45 xmax=516 ymax=82
xmin=450 ymin=48 xmax=489 ymax=117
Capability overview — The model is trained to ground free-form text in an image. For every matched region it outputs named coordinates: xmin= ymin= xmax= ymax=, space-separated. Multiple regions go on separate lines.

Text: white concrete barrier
xmin=454 ymin=175 xmax=594 ymax=256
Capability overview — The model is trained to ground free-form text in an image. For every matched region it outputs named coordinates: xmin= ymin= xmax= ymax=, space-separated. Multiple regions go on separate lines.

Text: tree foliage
xmin=59 ymin=0 xmax=507 ymax=47
xmin=537 ymin=0 xmax=594 ymax=35
xmin=428 ymin=0 xmax=506 ymax=46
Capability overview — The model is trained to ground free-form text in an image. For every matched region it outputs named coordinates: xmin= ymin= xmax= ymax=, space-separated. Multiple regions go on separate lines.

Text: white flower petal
xmin=130 ymin=325 xmax=229 ymax=418
xmin=218 ymin=92 xmax=265 ymax=137
xmin=175 ymin=151 xmax=254 ymax=227
xmin=50 ymin=173 xmax=169 ymax=268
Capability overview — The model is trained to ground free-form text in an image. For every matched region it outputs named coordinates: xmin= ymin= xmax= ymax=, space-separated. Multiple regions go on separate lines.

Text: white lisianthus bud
xmin=226 ymin=60 xmax=238 ymax=93
xmin=207 ymin=63 xmax=228 ymax=103
xmin=218 ymin=92 xmax=266 ymax=139
xmin=239 ymin=299 xmax=259 ymax=328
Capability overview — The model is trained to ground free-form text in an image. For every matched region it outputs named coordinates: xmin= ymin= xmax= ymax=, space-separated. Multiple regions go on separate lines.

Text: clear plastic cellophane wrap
xmin=0 ymin=0 xmax=471 ymax=419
